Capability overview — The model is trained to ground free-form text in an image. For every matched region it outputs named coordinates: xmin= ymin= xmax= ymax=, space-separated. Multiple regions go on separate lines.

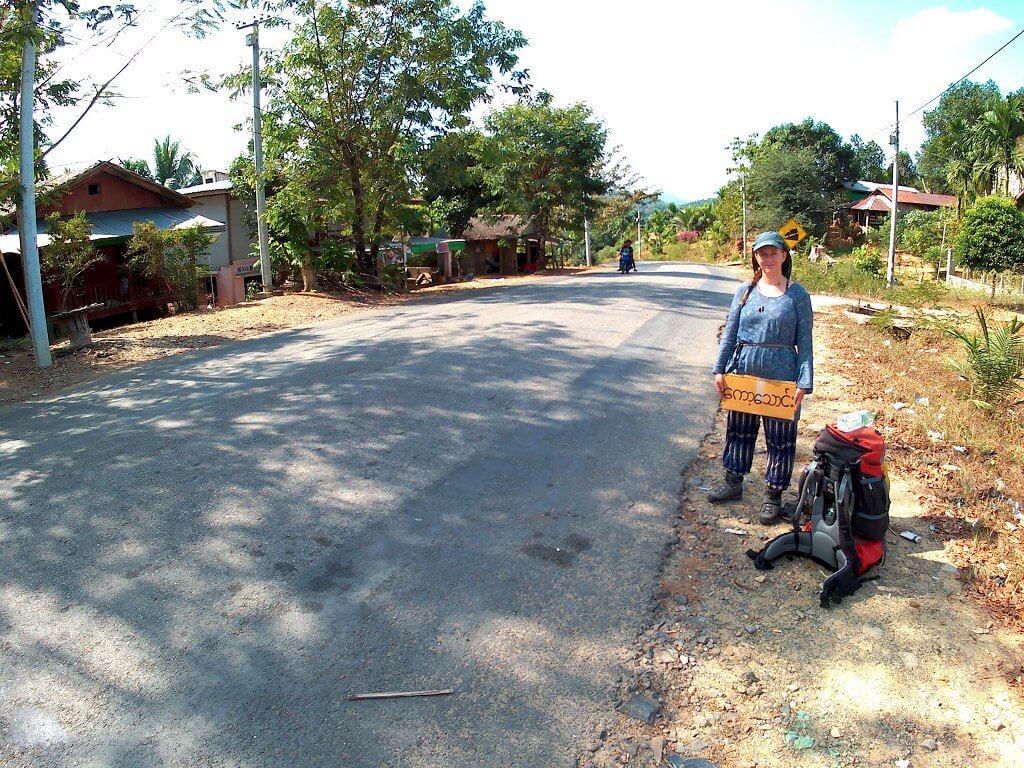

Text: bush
xmin=128 ymin=222 xmax=211 ymax=311
xmin=850 ymin=246 xmax=885 ymax=277
xmin=40 ymin=212 xmax=101 ymax=308
xmin=955 ymin=196 xmax=1024 ymax=296
xmin=791 ymin=252 xmax=886 ymax=298
xmin=948 ymin=308 xmax=1024 ymax=409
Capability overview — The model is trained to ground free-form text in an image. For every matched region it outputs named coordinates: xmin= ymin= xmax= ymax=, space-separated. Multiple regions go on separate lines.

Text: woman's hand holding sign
xmin=794 ymin=387 xmax=806 ymax=412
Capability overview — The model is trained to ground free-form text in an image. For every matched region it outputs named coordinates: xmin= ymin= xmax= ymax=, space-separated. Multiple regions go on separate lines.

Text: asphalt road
xmin=0 ymin=262 xmax=737 ymax=767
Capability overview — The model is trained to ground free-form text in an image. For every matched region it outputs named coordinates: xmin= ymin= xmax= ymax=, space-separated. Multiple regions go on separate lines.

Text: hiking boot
xmin=759 ymin=487 xmax=784 ymax=525
xmin=707 ymin=471 xmax=744 ymax=503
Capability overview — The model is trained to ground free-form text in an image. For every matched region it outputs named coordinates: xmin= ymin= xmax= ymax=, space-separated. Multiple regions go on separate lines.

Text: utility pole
xmin=886 ymin=100 xmax=900 ymax=287
xmin=740 ymin=174 xmax=748 ymax=260
xmin=583 ymin=216 xmax=592 ymax=267
xmin=636 ymin=208 xmax=642 ymax=261
xmin=19 ymin=0 xmax=52 ymax=368
xmin=238 ymin=17 xmax=273 ymax=292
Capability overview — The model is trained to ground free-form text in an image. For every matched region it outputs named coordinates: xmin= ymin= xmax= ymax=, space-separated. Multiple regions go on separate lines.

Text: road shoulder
xmin=582 ymin=305 xmax=1024 ymax=768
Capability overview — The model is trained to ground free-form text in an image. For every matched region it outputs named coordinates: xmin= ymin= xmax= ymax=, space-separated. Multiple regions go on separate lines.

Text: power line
xmin=865 ymin=24 xmax=1024 ymax=143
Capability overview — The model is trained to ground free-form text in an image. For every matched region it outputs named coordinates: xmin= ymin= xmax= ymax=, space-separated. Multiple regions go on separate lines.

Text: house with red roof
xmin=846 ymin=183 xmax=956 ymax=231
xmin=0 ymin=161 xmax=224 ymax=339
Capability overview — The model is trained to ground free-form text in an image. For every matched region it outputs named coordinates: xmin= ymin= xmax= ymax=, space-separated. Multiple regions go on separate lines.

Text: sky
xmin=43 ymin=0 xmax=1024 ymax=202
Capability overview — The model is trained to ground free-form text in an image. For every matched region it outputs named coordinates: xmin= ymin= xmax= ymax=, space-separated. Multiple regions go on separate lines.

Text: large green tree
xmin=971 ymin=92 xmax=1024 ymax=197
xmin=237 ymin=0 xmax=527 ymax=277
xmin=918 ymin=79 xmax=1000 ymax=196
xmin=475 ymin=94 xmax=610 ymax=268
xmin=955 ymin=196 xmax=1024 ymax=297
xmin=1 ymin=2 xmax=83 ymax=201
xmin=760 ymin=119 xmax=857 ymax=196
xmin=849 ymin=134 xmax=886 ymax=181
xmin=419 ymin=129 xmax=491 ymax=236
xmin=744 ymin=144 xmax=837 ymax=236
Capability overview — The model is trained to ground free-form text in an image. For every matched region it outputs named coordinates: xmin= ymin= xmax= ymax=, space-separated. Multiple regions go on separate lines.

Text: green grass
xmin=792 ymin=253 xmax=967 ymax=308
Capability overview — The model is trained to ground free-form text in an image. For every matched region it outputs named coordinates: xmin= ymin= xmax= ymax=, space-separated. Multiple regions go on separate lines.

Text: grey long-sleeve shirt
xmin=712 ymin=281 xmax=814 ymax=392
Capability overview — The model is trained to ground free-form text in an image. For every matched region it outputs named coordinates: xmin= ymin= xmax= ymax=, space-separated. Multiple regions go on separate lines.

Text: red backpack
xmin=747 ymin=424 xmax=890 ymax=607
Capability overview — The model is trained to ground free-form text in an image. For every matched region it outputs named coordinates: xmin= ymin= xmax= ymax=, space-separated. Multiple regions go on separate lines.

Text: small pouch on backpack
xmin=853 ymin=475 xmax=890 ymax=540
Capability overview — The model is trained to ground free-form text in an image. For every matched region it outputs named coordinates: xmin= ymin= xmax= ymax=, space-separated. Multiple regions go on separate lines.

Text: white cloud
xmin=890 ymin=7 xmax=1012 ymax=56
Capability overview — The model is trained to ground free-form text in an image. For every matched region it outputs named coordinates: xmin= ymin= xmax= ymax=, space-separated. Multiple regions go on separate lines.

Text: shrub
xmin=128 ymin=222 xmax=211 ymax=311
xmin=850 ymin=246 xmax=885 ymax=277
xmin=955 ymin=196 xmax=1024 ymax=297
xmin=39 ymin=212 xmax=101 ymax=308
xmin=948 ymin=308 xmax=1024 ymax=409
xmin=866 ymin=307 xmax=898 ymax=334
xmin=676 ymin=230 xmax=700 ymax=243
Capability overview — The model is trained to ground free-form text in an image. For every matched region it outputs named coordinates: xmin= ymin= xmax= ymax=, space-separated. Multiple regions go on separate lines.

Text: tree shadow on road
xmin=0 ymin=264 xmax=735 ymax=767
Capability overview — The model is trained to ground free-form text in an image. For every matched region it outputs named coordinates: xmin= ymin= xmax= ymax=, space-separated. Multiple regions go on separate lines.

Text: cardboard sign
xmin=720 ymin=373 xmax=798 ymax=420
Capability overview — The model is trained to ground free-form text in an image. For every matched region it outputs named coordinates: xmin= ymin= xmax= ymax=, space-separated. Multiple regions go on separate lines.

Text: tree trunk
xmin=991 ymin=273 xmax=997 ymax=298
xmin=60 ymin=311 xmax=92 ymax=348
xmin=301 ymin=253 xmax=317 ymax=292
xmin=342 ymin=144 xmax=374 ymax=276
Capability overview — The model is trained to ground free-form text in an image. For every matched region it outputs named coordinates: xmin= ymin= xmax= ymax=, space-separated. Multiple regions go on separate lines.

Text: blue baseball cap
xmin=752 ymin=231 xmax=788 ymax=252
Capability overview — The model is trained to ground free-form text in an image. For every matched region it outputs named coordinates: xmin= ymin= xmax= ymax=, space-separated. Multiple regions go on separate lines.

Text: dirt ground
xmin=584 ymin=311 xmax=1024 ymax=768
xmin=0 ymin=269 xmax=596 ymax=407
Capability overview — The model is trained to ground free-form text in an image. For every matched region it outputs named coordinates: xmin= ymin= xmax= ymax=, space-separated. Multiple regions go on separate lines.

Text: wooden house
xmin=0 ymin=161 xmax=224 ymax=338
xmin=847 ymin=186 xmax=956 ymax=231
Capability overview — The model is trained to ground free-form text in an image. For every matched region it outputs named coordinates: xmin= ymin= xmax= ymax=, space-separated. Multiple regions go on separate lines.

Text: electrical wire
xmin=864 ymin=24 xmax=1024 ymax=143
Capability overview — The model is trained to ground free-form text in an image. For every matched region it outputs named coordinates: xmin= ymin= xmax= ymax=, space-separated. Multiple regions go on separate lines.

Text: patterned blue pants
xmin=722 ymin=410 xmax=799 ymax=490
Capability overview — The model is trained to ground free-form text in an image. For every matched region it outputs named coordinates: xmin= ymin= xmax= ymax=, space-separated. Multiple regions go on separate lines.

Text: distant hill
xmin=659 ymin=193 xmax=713 ymax=208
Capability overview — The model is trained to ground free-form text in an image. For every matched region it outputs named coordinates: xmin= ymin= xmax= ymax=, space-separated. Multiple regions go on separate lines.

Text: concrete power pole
xmin=636 ymin=208 xmax=642 ymax=261
xmin=239 ymin=18 xmax=273 ymax=292
xmin=886 ymin=100 xmax=900 ymax=287
xmin=740 ymin=174 xmax=748 ymax=260
xmin=584 ymin=217 xmax=592 ymax=266
xmin=19 ymin=0 xmax=52 ymax=368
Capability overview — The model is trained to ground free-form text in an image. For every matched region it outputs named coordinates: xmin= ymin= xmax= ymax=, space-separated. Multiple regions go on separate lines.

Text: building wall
xmin=227 ymin=195 xmax=255 ymax=263
xmin=184 ymin=190 xmax=256 ymax=269
xmin=40 ymin=172 xmax=167 ymax=217
xmin=185 ymin=194 xmax=231 ymax=268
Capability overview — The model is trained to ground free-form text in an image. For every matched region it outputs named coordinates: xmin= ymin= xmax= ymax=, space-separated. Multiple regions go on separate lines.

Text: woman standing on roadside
xmin=707 ymin=231 xmax=814 ymax=524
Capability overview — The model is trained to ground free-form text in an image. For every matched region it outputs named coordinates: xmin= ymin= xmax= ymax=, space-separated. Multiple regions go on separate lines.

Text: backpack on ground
xmin=746 ymin=424 xmax=890 ymax=607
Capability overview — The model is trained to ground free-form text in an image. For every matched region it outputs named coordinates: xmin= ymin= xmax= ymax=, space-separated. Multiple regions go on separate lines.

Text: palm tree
xmin=971 ymin=94 xmax=1024 ymax=197
xmin=117 ymin=157 xmax=154 ymax=180
xmin=151 ymin=136 xmax=202 ymax=189
xmin=939 ymin=118 xmax=986 ymax=213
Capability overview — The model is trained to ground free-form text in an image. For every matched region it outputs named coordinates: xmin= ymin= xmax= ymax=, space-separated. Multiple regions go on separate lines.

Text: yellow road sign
xmin=778 ymin=219 xmax=807 ymax=248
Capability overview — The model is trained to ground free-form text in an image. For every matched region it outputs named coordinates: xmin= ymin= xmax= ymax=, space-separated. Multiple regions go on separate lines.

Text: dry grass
xmin=820 ymin=308 xmax=1024 ymax=630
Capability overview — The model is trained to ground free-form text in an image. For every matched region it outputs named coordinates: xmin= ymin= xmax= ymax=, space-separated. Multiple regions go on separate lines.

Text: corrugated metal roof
xmin=849 ymin=189 xmax=957 ymax=211
xmin=844 ymin=180 xmax=920 ymax=194
xmin=876 ymin=188 xmax=957 ymax=207
xmin=849 ymin=195 xmax=893 ymax=212
xmin=178 ymin=180 xmax=234 ymax=195
xmin=0 ymin=206 xmax=223 ymax=255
